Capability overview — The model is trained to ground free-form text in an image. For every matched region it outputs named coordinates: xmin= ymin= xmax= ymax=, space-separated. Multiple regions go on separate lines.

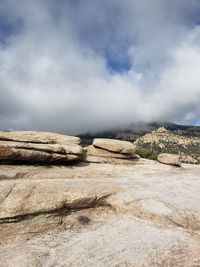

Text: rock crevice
xmin=0 ymin=194 xmax=112 ymax=224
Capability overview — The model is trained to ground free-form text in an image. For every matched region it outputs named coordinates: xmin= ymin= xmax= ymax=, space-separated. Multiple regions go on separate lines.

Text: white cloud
xmin=0 ymin=0 xmax=200 ymax=134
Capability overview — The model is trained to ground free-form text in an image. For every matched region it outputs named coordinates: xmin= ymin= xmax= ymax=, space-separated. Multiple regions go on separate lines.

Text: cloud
xmin=0 ymin=0 xmax=200 ymax=134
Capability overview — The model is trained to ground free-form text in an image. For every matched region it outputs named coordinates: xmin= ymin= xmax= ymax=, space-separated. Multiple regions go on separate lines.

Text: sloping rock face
xmin=0 ymin=131 xmax=82 ymax=163
xmin=0 ymin=160 xmax=200 ymax=266
xmin=135 ymin=127 xmax=200 ymax=164
xmin=157 ymin=153 xmax=181 ymax=167
xmin=84 ymin=139 xmax=139 ymax=164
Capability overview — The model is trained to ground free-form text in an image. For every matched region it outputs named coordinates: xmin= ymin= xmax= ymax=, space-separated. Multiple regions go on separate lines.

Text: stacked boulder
xmin=0 ymin=131 xmax=83 ymax=163
xmin=84 ymin=138 xmax=139 ymax=164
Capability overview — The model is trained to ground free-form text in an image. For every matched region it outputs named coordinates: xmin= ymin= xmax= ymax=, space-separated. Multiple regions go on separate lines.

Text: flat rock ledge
xmin=84 ymin=138 xmax=139 ymax=164
xmin=0 ymin=131 xmax=83 ymax=163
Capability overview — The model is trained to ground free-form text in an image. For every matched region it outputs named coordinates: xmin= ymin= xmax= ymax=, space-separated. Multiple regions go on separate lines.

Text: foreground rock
xmin=157 ymin=153 xmax=181 ymax=167
xmin=84 ymin=139 xmax=139 ymax=164
xmin=0 ymin=160 xmax=200 ymax=266
xmin=0 ymin=131 xmax=82 ymax=163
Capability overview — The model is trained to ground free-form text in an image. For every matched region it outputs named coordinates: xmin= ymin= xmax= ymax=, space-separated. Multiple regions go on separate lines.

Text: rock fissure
xmin=122 ymin=197 xmax=200 ymax=232
xmin=0 ymin=194 xmax=112 ymax=224
xmin=0 ymin=184 xmax=15 ymax=205
xmin=0 ymin=137 xmax=53 ymax=144
xmin=91 ymin=147 xmax=134 ymax=157
xmin=0 ymin=172 xmax=28 ymax=180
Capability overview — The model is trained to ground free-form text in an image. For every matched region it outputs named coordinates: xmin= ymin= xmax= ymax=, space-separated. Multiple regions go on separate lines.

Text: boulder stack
xmin=84 ymin=138 xmax=139 ymax=164
xmin=0 ymin=131 xmax=83 ymax=163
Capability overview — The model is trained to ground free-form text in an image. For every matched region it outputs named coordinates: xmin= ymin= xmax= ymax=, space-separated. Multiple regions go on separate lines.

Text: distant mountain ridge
xmin=135 ymin=126 xmax=200 ymax=164
xmin=79 ymin=122 xmax=200 ymax=145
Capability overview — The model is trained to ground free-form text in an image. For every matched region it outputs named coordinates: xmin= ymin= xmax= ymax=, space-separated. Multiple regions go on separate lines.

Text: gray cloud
xmin=0 ymin=0 xmax=200 ymax=134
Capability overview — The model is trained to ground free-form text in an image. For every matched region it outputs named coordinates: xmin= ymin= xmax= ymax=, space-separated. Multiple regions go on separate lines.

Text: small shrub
xmin=136 ymin=147 xmax=158 ymax=160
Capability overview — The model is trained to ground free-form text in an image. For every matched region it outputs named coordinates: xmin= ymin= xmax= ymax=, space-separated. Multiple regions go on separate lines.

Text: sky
xmin=0 ymin=0 xmax=200 ymax=134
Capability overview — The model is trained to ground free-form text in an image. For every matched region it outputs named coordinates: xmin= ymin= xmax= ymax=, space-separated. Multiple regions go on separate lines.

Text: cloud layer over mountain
xmin=0 ymin=0 xmax=200 ymax=134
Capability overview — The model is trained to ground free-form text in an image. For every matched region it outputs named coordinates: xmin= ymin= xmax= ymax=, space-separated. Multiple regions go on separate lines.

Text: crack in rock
xmin=0 ymin=184 xmax=15 ymax=206
xmin=0 ymin=194 xmax=112 ymax=224
xmin=123 ymin=197 xmax=200 ymax=232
